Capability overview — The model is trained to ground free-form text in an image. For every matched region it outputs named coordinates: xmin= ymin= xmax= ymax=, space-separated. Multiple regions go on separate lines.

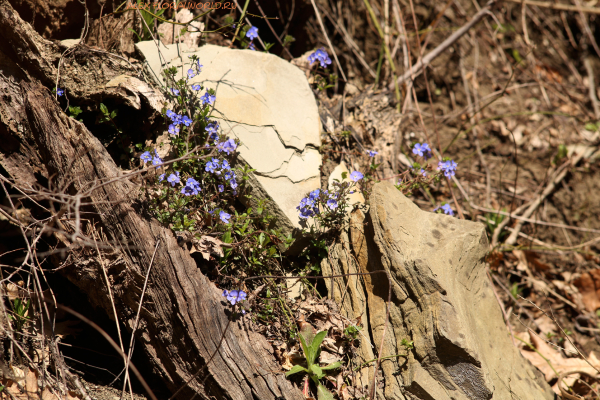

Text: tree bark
xmin=0 ymin=1 xmax=303 ymax=398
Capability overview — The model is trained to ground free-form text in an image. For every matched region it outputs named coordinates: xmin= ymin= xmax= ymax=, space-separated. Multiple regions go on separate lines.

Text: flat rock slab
xmin=135 ymin=41 xmax=322 ymax=232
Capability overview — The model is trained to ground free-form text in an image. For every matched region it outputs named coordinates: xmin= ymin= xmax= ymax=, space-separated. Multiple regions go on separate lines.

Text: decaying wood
xmin=0 ymin=1 xmax=303 ymax=398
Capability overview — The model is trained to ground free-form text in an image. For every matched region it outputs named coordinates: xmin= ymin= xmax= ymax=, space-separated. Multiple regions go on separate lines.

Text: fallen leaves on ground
xmin=1 ymin=366 xmax=80 ymax=399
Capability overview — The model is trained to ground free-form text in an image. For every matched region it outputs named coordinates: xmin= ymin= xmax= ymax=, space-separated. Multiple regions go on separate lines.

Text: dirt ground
xmin=2 ymin=0 xmax=600 ymax=399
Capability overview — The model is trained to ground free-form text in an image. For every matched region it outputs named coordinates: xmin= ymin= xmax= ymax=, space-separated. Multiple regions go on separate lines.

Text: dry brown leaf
xmin=1 ymin=367 xmax=80 ymax=400
xmin=190 ymin=236 xmax=224 ymax=260
xmin=519 ymin=332 xmax=600 ymax=395
xmin=572 ymin=270 xmax=600 ymax=312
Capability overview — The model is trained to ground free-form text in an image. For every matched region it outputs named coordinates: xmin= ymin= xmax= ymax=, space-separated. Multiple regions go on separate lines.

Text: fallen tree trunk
xmin=0 ymin=1 xmax=303 ymax=398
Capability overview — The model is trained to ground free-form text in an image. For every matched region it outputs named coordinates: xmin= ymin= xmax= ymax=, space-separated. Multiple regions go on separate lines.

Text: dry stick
xmin=388 ymin=0 xmax=498 ymax=90
xmin=573 ymin=0 xmax=600 ymax=59
xmin=91 ymin=228 xmax=131 ymax=399
xmin=55 ymin=304 xmax=158 ymax=400
xmin=504 ymin=152 xmax=585 ymax=246
xmin=309 ymin=0 xmax=348 ymax=83
xmin=121 ymin=240 xmax=160 ymax=399
xmin=503 ymin=0 xmax=600 ymax=14
xmin=583 ymin=57 xmax=600 ymax=120
xmin=558 ymin=370 xmax=600 ymax=400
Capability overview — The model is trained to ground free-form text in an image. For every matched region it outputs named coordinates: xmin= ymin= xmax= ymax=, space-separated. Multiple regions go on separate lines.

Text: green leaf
xmin=285 ymin=364 xmax=307 ymax=377
xmin=317 ymin=384 xmax=335 ymax=400
xmin=321 ymin=361 xmax=341 ymax=371
xmin=100 ymin=103 xmax=108 ymax=115
xmin=298 ymin=329 xmax=311 ymax=366
xmin=341 ymin=171 xmax=348 ymax=179
xmin=309 ymin=364 xmax=324 ymax=379
xmin=308 ymin=331 xmax=327 ymax=365
xmin=584 ymin=122 xmax=599 ymax=132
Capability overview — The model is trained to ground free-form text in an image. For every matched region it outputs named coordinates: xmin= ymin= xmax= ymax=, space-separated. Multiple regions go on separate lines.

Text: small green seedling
xmin=286 ymin=326 xmax=341 ymax=400
xmin=9 ymin=298 xmax=31 ymax=332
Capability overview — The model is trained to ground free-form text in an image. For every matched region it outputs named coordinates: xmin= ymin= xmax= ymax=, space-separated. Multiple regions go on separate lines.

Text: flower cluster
xmin=438 ymin=160 xmax=458 ymax=178
xmin=222 ymin=289 xmax=247 ymax=306
xmin=308 ymin=48 xmax=332 ymax=68
xmin=166 ymin=110 xmax=192 ymax=136
xmin=181 ymin=177 xmax=201 ymax=196
xmin=246 ymin=26 xmax=259 ymax=51
xmin=141 ymin=150 xmax=163 ymax=167
xmin=297 ymin=170 xmax=363 ymax=223
xmin=205 ymin=158 xmax=238 ymax=192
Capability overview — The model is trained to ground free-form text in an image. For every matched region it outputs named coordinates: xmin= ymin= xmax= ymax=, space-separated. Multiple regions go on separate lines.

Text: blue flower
xmin=56 ymin=88 xmax=64 ymax=97
xmin=201 ymin=92 xmax=216 ymax=106
xmin=246 ymin=26 xmax=258 ymax=40
xmin=437 ymin=160 xmax=457 ymax=178
xmin=166 ymin=109 xmax=176 ymax=119
xmin=187 ymin=69 xmax=195 ymax=79
xmin=309 ymin=189 xmax=320 ymax=200
xmin=152 ymin=153 xmax=163 ymax=166
xmin=205 ymin=160 xmax=218 ymax=173
xmin=158 ymin=173 xmax=165 ymax=182
xmin=434 ymin=204 xmax=454 ymax=216
xmin=229 ymin=178 xmax=238 ymax=190
xmin=413 ymin=143 xmax=432 ymax=159
xmin=222 ymin=289 xmax=247 ymax=305
xmin=168 ymin=124 xmax=180 ymax=135
xmin=170 ymin=88 xmax=180 ymax=96
xmin=205 ymin=121 xmax=219 ymax=140
xmin=367 ymin=150 xmax=378 ymax=157
xmin=181 ymin=116 xmax=192 ymax=127
xmin=140 ymin=151 xmax=152 ymax=164
xmin=219 ymin=211 xmax=231 ymax=224
xmin=217 ymin=138 xmax=237 ymax=155
xmin=327 ymin=199 xmax=338 ymax=209
xmin=248 ymin=42 xmax=256 ymax=51
xmin=191 ymin=84 xmax=201 ymax=91
xmin=308 ymin=48 xmax=332 ymax=68
xmin=221 ymin=160 xmax=230 ymax=170
xmin=218 ymin=185 xmax=224 ymax=193
xmin=167 ymin=172 xmax=180 ymax=187
xmin=350 ymin=171 xmax=364 ymax=182
xmin=197 ymin=60 xmax=203 ymax=71
xmin=420 ymin=168 xmax=427 ymax=177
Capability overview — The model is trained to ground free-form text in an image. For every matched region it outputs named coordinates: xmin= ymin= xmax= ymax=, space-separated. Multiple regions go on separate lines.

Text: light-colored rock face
xmin=322 ymin=182 xmax=553 ymax=400
xmin=134 ymin=42 xmax=322 ymax=231
xmin=327 ymin=162 xmax=365 ymax=205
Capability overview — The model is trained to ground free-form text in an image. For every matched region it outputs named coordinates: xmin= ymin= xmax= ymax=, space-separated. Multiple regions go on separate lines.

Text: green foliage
xmin=314 ymin=73 xmax=338 ymax=92
xmin=584 ymin=122 xmax=599 ymax=132
xmin=510 ymin=283 xmax=523 ymax=300
xmin=285 ymin=326 xmax=341 ymax=399
xmin=9 ymin=298 xmax=31 ymax=332
xmin=552 ymin=144 xmax=568 ymax=165
xmin=343 ymin=324 xmax=362 ymax=340
xmin=67 ymin=105 xmax=83 ymax=121
xmin=484 ymin=209 xmax=508 ymax=242
xmin=129 ymin=0 xmax=165 ymax=42
xmin=400 ymin=338 xmax=414 ymax=350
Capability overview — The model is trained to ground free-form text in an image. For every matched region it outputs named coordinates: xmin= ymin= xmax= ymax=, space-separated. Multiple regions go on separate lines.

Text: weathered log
xmin=0 ymin=1 xmax=304 ymax=398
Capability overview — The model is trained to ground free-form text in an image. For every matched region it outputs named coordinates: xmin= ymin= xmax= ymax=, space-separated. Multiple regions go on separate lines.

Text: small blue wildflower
xmin=221 ymin=160 xmax=230 ymax=170
xmin=205 ymin=121 xmax=219 ymax=139
xmin=437 ymin=160 xmax=458 ymax=178
xmin=167 ymin=172 xmax=180 ymax=187
xmin=168 ymin=124 xmax=180 ymax=135
xmin=229 ymin=178 xmax=238 ymax=190
xmin=309 ymin=189 xmax=320 ymax=200
xmin=205 ymin=160 xmax=217 ymax=173
xmin=152 ymin=153 xmax=163 ymax=167
xmin=191 ymin=84 xmax=201 ymax=91
xmin=308 ymin=48 xmax=332 ymax=68
xmin=181 ymin=116 xmax=192 ymax=127
xmin=166 ymin=110 xmax=176 ymax=120
xmin=413 ymin=143 xmax=432 ymax=159
xmin=140 ymin=151 xmax=152 ymax=164
xmin=219 ymin=211 xmax=231 ymax=224
xmin=327 ymin=199 xmax=338 ymax=209
xmin=222 ymin=289 xmax=247 ymax=305
xmin=246 ymin=26 xmax=258 ymax=40
xmin=197 ymin=60 xmax=203 ymax=71
xmin=170 ymin=88 xmax=180 ymax=96
xmin=158 ymin=173 xmax=165 ymax=182
xmin=434 ymin=204 xmax=454 ymax=216
xmin=218 ymin=185 xmax=224 ymax=193
xmin=367 ymin=150 xmax=378 ymax=157
xmin=420 ymin=169 xmax=427 ymax=177
xmin=350 ymin=171 xmax=364 ymax=182
xmin=187 ymin=69 xmax=195 ymax=79
xmin=201 ymin=92 xmax=216 ymax=106
xmin=248 ymin=42 xmax=256 ymax=51
xmin=56 ymin=88 xmax=64 ymax=97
